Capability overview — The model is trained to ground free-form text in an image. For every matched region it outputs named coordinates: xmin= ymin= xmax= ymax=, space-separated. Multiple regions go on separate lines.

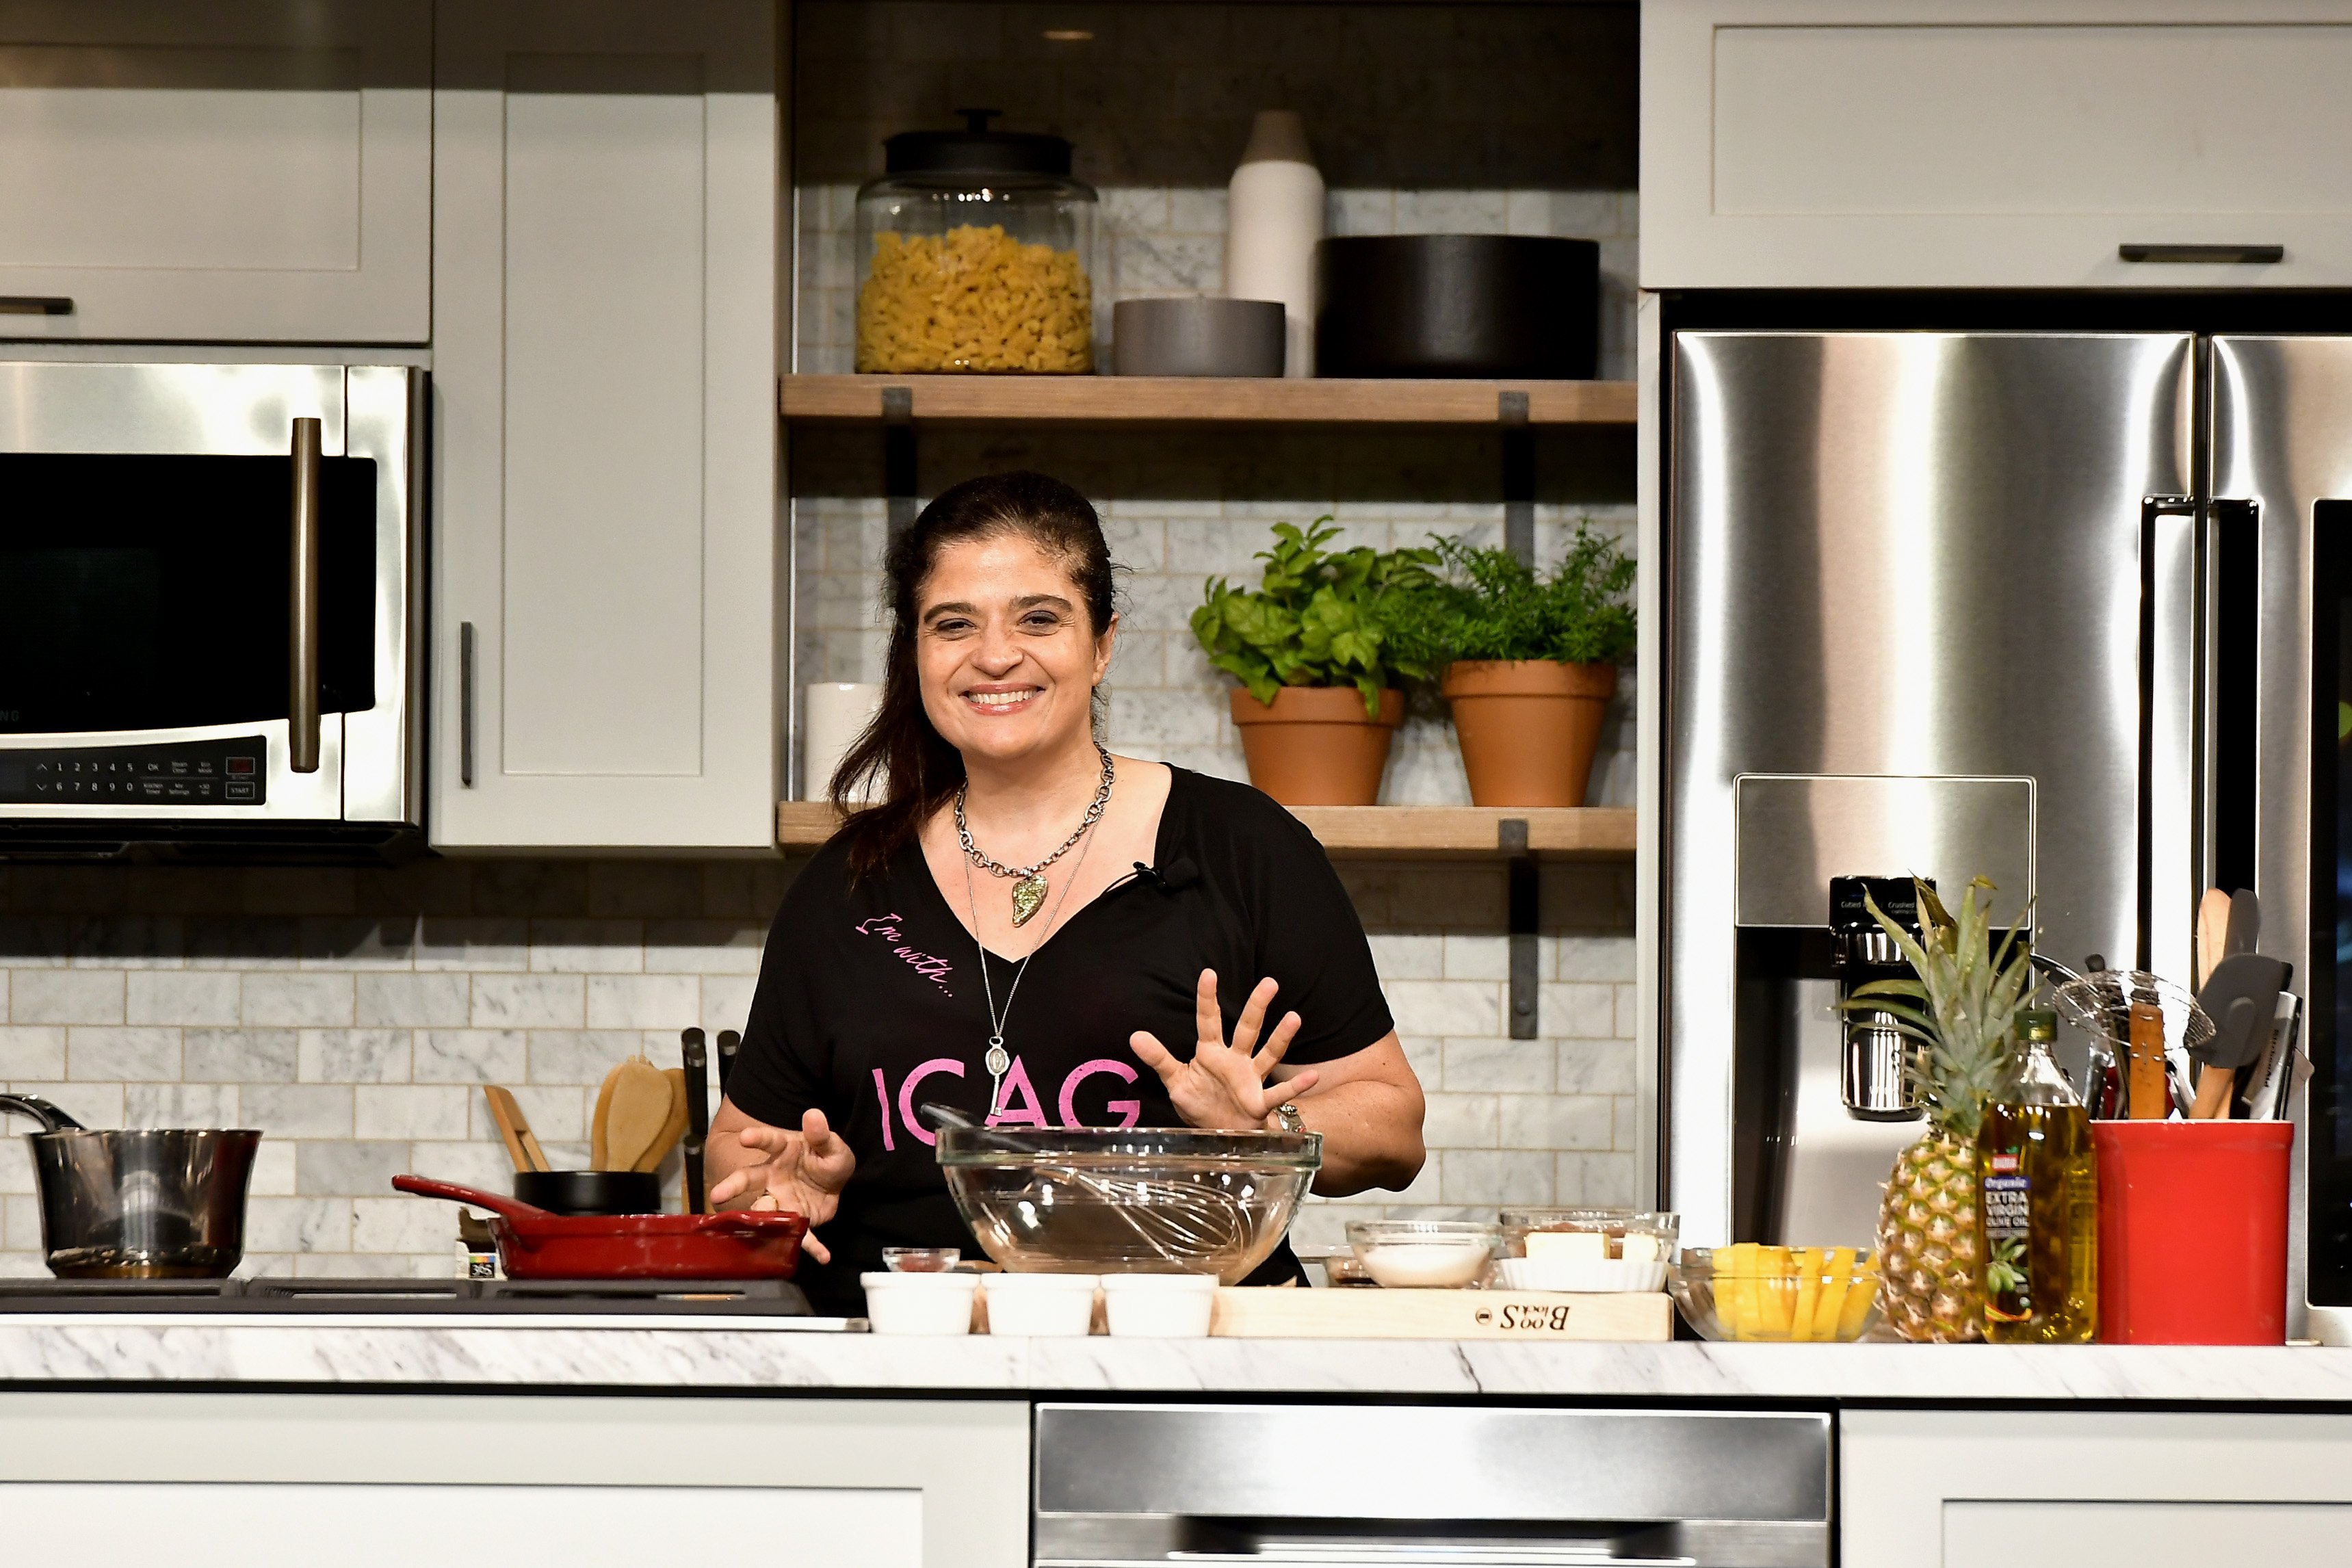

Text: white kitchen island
xmin=6 ymin=1324 xmax=2352 ymax=1567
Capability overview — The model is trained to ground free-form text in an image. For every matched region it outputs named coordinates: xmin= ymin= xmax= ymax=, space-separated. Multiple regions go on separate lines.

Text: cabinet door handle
xmin=0 ymin=296 xmax=71 ymax=314
xmin=2119 ymin=243 xmax=2284 ymax=264
xmin=460 ymin=621 xmax=477 ymax=787
xmin=289 ymin=417 xmax=322 ymax=774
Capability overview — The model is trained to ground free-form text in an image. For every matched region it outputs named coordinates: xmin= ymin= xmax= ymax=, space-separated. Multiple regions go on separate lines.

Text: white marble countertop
xmin=3 ymin=1318 xmax=2352 ymax=1402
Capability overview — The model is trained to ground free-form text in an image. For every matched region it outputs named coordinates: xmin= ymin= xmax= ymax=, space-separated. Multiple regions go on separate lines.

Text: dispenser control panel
xmin=0 ymin=737 xmax=267 ymax=806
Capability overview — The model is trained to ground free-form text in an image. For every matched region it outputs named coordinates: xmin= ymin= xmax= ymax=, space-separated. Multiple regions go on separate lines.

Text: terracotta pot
xmin=1228 ymin=686 xmax=1404 ymax=806
xmin=1441 ymin=660 xmax=1618 ymax=807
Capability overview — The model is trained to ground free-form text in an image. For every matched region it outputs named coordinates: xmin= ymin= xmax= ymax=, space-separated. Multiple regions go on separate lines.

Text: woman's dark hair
xmin=831 ymin=471 xmax=1116 ymax=879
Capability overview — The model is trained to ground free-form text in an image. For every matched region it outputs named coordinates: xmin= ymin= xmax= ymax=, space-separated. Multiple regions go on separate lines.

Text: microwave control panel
xmin=0 ymin=737 xmax=267 ymax=807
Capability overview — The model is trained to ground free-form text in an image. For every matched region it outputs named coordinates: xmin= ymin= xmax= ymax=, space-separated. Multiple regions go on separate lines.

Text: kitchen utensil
xmin=983 ymin=1272 xmax=1100 ymax=1337
xmin=2052 ymin=968 xmax=2212 ymax=1119
xmin=1225 ymin=109 xmax=1322 ymax=375
xmin=630 ymin=1068 xmax=689 ymax=1173
xmin=1346 ymin=1220 xmax=1502 ymax=1288
xmin=590 ymin=1061 xmax=619 ymax=1169
xmin=1668 ymin=1247 xmax=1883 ymax=1343
xmin=861 ymin=1270 xmax=978 ymax=1335
xmin=2243 ymin=991 xmax=2305 ymax=1121
xmin=2189 ymin=952 xmax=2290 ymax=1119
xmin=390 ymin=1175 xmax=805 ymax=1280
xmin=1314 ymin=234 xmax=1598 ymax=379
xmin=481 ymin=1086 xmax=549 ymax=1173
xmin=934 ymin=1122 xmax=1320 ymax=1283
xmin=682 ymin=1028 xmax=711 ymax=1214
xmin=2225 ymin=887 xmax=2262 ymax=956
xmin=0 ymin=1095 xmax=261 ymax=1279
xmin=1101 ymin=1272 xmax=1218 ymax=1337
xmin=1112 ymin=296 xmax=1285 ymax=377
xmin=601 ymin=1054 xmax=670 ymax=1173
xmin=2126 ymin=1000 xmax=2170 ymax=1119
xmin=512 ymin=1169 xmax=663 ymax=1216
xmin=881 ymin=1247 xmax=961 ymax=1272
xmin=716 ymin=1028 xmax=740 ymax=1096
xmin=2196 ymin=887 xmax=2232 ymax=989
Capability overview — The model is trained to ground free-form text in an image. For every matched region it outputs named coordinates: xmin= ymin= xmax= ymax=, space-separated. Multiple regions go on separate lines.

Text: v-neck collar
xmin=911 ymin=764 xmax=1186 ymax=967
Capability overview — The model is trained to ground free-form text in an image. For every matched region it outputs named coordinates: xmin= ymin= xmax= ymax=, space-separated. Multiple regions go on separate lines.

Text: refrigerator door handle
xmin=2208 ymin=499 xmax=2263 ymax=894
xmin=2142 ymin=497 xmax=2201 ymax=978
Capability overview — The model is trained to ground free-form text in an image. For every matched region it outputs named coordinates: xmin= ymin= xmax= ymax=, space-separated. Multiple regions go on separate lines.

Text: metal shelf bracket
xmin=1502 ymin=816 xmax=1539 ymax=1038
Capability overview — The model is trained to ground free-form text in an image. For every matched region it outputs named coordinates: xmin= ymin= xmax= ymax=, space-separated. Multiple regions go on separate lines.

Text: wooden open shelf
xmin=780 ymin=374 xmax=1635 ymax=428
xmin=778 ymin=800 xmax=1633 ymax=860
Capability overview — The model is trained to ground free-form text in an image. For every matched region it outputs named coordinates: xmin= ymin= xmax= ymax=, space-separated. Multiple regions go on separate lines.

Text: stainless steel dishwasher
xmin=1033 ymin=1403 xmax=1831 ymax=1567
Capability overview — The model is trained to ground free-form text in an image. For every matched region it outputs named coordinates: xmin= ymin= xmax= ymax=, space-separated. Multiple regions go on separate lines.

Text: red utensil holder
xmin=2091 ymin=1120 xmax=2292 ymax=1344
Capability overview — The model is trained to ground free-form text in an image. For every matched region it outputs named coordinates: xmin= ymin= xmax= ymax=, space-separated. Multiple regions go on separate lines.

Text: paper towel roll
xmin=1225 ymin=111 xmax=1324 ymax=378
xmin=803 ymin=683 xmax=883 ymax=802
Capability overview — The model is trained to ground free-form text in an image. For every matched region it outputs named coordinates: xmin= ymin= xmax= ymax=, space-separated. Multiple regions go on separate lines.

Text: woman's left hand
xmin=1130 ymin=969 xmax=1321 ymax=1132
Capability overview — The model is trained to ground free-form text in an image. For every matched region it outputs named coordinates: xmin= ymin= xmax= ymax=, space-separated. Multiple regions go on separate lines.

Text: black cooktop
xmin=0 ymin=1276 xmax=813 ymax=1318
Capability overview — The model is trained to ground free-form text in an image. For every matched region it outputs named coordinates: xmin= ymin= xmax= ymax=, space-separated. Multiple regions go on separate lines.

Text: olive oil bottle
xmin=1977 ymin=1008 xmax=2100 ymax=1343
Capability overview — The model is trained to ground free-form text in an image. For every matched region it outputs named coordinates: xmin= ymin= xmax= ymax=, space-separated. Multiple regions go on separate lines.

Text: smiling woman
xmin=704 ymin=471 xmax=1427 ymax=1313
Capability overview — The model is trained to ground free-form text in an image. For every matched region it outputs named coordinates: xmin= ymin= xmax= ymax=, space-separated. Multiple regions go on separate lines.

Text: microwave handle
xmin=289 ymin=417 xmax=322 ymax=774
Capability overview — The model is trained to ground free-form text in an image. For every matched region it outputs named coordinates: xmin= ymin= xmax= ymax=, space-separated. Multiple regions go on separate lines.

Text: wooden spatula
xmin=631 ymin=1069 xmax=691 ymax=1173
xmin=602 ymin=1054 xmax=674 ymax=1174
xmin=483 ymin=1086 xmax=550 ymax=1173
xmin=590 ymin=1063 xmax=620 ymax=1170
xmin=2196 ymin=887 xmax=2232 ymax=991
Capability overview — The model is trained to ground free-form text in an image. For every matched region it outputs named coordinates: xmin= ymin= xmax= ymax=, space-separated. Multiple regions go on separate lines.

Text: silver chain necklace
xmin=964 ymin=821 xmax=1097 ymax=1116
xmin=954 ymin=744 xmax=1114 ymax=927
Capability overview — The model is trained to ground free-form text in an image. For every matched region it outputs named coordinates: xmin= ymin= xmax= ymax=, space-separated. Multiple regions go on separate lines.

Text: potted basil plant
xmin=1389 ymin=526 xmax=1636 ymax=808
xmin=1191 ymin=519 xmax=1438 ymax=805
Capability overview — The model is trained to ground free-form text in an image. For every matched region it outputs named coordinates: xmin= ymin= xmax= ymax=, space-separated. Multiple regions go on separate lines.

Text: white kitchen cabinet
xmin=0 ymin=1 xmax=430 ymax=343
xmin=432 ymin=0 xmax=782 ymax=851
xmin=1842 ymin=1408 xmax=2352 ymax=1568
xmin=0 ymin=1391 xmax=1030 ymax=1568
xmin=1643 ymin=0 xmax=2352 ymax=289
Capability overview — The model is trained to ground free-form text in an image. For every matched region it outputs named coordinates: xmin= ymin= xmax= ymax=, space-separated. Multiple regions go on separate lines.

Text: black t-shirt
xmin=729 ymin=766 xmax=1396 ymax=1313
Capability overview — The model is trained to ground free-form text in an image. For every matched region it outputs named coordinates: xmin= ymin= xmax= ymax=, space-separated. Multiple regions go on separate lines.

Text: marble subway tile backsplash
xmin=0 ymin=853 xmax=1635 ymax=1278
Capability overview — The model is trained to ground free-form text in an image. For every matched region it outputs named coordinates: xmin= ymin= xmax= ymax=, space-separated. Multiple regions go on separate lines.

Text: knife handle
xmin=2128 ymin=1002 xmax=2170 ymax=1119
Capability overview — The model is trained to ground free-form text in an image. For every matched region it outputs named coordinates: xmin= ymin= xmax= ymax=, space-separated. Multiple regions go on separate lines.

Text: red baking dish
xmin=392 ymin=1175 xmax=807 ymax=1280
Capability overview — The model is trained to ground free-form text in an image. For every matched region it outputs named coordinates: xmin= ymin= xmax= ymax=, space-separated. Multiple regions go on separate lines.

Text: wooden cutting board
xmin=1210 ymin=1288 xmax=1673 ymax=1342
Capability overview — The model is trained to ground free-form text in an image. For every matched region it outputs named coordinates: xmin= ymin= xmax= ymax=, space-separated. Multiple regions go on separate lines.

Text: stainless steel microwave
xmin=0 ymin=361 xmax=424 ymax=858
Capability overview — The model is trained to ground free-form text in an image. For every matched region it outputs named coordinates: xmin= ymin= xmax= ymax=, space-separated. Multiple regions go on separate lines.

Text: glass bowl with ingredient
xmin=1501 ymin=1207 xmax=1680 ymax=1262
xmin=854 ymin=110 xmax=1099 ymax=375
xmin=1346 ymin=1220 xmax=1502 ymax=1289
xmin=1669 ymin=1245 xmax=1883 ymax=1342
xmin=936 ymin=1124 xmax=1318 ymax=1283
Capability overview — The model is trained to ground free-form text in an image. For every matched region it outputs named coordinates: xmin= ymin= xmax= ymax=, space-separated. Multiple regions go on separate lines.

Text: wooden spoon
xmin=631 ymin=1069 xmax=690 ymax=1173
xmin=602 ymin=1055 xmax=674 ymax=1174
xmin=2196 ymin=887 xmax=2231 ymax=991
xmin=590 ymin=1063 xmax=620 ymax=1170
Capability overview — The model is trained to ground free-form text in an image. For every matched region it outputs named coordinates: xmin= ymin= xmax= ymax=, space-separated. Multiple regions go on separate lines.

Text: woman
xmin=709 ymin=471 xmax=1426 ymax=1311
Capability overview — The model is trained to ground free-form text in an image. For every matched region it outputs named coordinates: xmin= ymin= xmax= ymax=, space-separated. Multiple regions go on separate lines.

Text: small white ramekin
xmin=1101 ymin=1272 xmax=1218 ymax=1337
xmin=982 ymin=1272 xmax=1101 ymax=1337
xmin=861 ymin=1270 xmax=979 ymax=1335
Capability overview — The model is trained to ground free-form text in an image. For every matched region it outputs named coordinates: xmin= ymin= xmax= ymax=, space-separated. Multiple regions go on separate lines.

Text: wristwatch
xmin=1269 ymin=1101 xmax=1306 ymax=1135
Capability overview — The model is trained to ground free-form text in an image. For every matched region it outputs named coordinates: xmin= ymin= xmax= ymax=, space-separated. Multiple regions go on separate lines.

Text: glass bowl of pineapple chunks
xmin=1669 ymin=1245 xmax=1883 ymax=1342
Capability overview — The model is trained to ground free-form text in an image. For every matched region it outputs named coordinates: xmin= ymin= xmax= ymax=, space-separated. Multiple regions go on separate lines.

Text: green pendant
xmin=1010 ymin=874 xmax=1049 ymax=927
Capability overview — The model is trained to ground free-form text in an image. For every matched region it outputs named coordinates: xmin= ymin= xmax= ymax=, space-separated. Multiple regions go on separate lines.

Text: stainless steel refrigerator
xmin=1659 ymin=328 xmax=2352 ymax=1342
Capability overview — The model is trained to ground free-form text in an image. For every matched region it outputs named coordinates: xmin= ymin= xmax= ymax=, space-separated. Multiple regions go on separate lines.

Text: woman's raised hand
xmin=707 ymin=1107 xmax=856 ymax=1262
xmin=1130 ymin=969 xmax=1320 ymax=1132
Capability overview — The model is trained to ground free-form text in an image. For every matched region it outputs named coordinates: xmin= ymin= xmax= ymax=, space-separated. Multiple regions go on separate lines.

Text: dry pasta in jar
xmin=857 ymin=225 xmax=1093 ymax=374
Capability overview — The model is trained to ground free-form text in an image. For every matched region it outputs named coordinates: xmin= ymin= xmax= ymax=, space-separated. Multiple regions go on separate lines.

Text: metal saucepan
xmin=513 ymin=1170 xmax=664 ymax=1216
xmin=0 ymin=1095 xmax=261 ymax=1279
xmin=391 ymin=1175 xmax=807 ymax=1279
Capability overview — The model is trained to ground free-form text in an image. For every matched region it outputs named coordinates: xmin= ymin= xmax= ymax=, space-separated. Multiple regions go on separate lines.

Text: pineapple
xmin=1840 ymin=877 xmax=2033 ymax=1344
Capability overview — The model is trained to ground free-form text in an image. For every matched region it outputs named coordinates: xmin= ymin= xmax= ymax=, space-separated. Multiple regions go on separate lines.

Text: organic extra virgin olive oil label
xmin=1981 ymin=1149 xmax=2033 ymax=1320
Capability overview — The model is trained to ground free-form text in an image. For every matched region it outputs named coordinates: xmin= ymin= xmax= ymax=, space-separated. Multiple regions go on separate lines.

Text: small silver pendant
xmin=984 ymin=1041 xmax=1010 ymax=1077
xmin=1009 ymin=872 xmax=1049 ymax=926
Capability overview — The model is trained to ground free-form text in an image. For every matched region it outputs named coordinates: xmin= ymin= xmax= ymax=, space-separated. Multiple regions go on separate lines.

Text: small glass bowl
xmin=881 ymin=1247 xmax=961 ymax=1273
xmin=1500 ymin=1207 xmax=1680 ymax=1261
xmin=1345 ymin=1220 xmax=1502 ymax=1289
xmin=1668 ymin=1246 xmax=1883 ymax=1343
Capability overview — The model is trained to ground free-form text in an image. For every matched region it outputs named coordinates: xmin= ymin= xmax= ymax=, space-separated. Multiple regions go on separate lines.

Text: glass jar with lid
xmin=854 ymin=109 xmax=1098 ymax=375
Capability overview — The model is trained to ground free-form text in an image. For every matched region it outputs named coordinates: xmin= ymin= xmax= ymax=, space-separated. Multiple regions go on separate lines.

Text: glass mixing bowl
xmin=935 ymin=1125 xmax=1321 ymax=1283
